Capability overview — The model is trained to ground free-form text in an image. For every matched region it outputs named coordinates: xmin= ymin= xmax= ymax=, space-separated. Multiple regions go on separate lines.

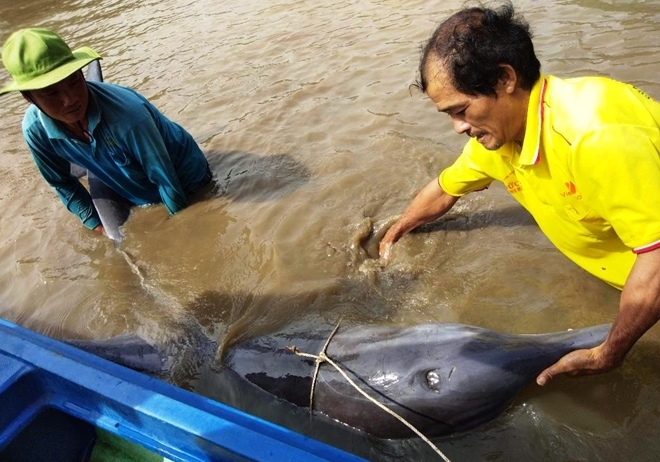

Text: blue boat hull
xmin=0 ymin=318 xmax=366 ymax=462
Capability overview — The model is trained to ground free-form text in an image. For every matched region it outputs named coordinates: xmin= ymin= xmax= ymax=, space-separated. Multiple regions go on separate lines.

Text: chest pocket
xmin=107 ymin=147 xmax=132 ymax=167
xmin=100 ymin=132 xmax=133 ymax=167
xmin=563 ymin=198 xmax=608 ymax=236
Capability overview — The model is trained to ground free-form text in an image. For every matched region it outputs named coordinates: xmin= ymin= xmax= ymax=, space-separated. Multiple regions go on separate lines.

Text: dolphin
xmin=86 ymin=58 xmax=104 ymax=82
xmin=69 ymin=59 xmax=132 ymax=242
xmin=223 ymin=322 xmax=611 ymax=439
xmin=87 ymin=171 xmax=132 ymax=242
xmin=65 ymin=334 xmax=168 ymax=373
xmin=60 ymin=321 xmax=612 ymax=439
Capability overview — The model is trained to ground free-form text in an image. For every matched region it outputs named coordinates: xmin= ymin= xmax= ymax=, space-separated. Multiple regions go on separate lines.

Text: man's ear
xmin=498 ymin=64 xmax=518 ymax=95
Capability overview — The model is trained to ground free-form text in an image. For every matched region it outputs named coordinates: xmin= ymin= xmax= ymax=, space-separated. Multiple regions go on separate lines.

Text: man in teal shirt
xmin=0 ymin=28 xmax=211 ymax=234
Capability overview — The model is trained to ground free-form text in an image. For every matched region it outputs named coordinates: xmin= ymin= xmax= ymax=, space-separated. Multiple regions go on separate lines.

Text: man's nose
xmin=60 ymin=89 xmax=77 ymax=106
xmin=451 ymin=118 xmax=471 ymax=135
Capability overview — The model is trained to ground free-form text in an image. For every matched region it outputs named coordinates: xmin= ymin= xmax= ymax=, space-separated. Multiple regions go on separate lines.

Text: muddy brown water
xmin=1 ymin=1 xmax=660 ymax=460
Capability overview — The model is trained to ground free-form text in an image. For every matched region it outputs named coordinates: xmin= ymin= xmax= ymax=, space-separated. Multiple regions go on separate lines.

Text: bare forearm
xmin=537 ymin=248 xmax=660 ymax=385
xmin=394 ymin=179 xmax=457 ymax=231
xmin=600 ymin=253 xmax=660 ymax=365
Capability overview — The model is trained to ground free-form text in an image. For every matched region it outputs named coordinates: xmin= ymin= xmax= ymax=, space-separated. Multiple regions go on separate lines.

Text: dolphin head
xmin=226 ymin=322 xmax=611 ymax=439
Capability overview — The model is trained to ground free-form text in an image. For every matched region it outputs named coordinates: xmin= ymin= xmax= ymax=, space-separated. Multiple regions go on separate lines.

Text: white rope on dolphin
xmin=286 ymin=321 xmax=452 ymax=462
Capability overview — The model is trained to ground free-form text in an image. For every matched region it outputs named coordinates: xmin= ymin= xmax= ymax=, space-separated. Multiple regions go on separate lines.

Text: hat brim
xmin=0 ymin=47 xmax=101 ymax=95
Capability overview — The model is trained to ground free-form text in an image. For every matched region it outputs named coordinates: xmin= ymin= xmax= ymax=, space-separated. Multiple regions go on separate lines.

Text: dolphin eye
xmin=426 ymin=369 xmax=442 ymax=393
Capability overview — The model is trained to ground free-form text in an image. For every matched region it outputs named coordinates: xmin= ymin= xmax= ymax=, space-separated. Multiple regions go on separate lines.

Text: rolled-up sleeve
xmin=439 ymin=139 xmax=496 ymax=196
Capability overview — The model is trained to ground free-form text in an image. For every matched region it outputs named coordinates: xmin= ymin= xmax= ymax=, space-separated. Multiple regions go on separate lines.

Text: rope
xmin=285 ymin=324 xmax=452 ymax=462
xmin=308 ymin=319 xmax=343 ymax=412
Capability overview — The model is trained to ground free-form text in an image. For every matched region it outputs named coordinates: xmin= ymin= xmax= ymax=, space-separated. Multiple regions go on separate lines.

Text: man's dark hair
xmin=417 ymin=2 xmax=540 ymax=96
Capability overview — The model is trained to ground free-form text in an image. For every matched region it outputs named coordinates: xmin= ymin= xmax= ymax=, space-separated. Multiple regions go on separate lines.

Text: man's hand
xmin=378 ymin=179 xmax=459 ymax=260
xmin=379 ymin=225 xmax=403 ymax=260
xmin=538 ymin=247 xmax=660 ymax=386
xmin=93 ymin=224 xmax=105 ymax=235
xmin=536 ymin=344 xmax=621 ymax=386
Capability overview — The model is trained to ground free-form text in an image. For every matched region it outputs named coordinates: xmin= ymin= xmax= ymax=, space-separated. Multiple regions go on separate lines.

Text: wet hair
xmin=416 ymin=2 xmax=540 ymax=96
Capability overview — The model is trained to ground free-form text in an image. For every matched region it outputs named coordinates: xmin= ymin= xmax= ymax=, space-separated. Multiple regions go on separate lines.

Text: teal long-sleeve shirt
xmin=23 ymin=81 xmax=209 ymax=229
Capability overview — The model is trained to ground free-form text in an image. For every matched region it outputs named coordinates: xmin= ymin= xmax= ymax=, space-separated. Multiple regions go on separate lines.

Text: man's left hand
xmin=536 ymin=344 xmax=621 ymax=386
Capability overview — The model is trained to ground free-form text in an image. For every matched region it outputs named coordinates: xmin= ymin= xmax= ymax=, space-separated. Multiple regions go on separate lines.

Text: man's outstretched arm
xmin=379 ymin=178 xmax=459 ymax=259
xmin=537 ymin=247 xmax=660 ymax=385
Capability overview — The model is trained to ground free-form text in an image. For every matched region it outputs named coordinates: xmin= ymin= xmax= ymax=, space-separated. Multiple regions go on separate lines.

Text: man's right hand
xmin=378 ymin=178 xmax=459 ymax=260
xmin=379 ymin=225 xmax=403 ymax=259
xmin=93 ymin=224 xmax=105 ymax=235
xmin=536 ymin=344 xmax=619 ymax=386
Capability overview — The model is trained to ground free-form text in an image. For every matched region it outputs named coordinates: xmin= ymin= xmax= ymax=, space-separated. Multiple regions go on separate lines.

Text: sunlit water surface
xmin=1 ymin=1 xmax=660 ymax=460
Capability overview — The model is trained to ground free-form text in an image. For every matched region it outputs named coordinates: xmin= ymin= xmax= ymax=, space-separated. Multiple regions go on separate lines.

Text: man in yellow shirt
xmin=380 ymin=3 xmax=660 ymax=385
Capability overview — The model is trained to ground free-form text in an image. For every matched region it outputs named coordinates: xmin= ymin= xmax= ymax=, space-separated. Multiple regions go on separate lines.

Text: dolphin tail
xmin=88 ymin=172 xmax=132 ymax=242
xmin=86 ymin=59 xmax=103 ymax=82
xmin=77 ymin=59 xmax=132 ymax=242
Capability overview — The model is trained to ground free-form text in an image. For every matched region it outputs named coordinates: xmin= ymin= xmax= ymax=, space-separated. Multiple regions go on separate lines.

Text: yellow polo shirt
xmin=439 ymin=75 xmax=660 ymax=290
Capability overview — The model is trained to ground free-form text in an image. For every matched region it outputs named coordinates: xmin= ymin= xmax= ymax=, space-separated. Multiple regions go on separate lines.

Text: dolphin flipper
xmin=70 ymin=163 xmax=87 ymax=178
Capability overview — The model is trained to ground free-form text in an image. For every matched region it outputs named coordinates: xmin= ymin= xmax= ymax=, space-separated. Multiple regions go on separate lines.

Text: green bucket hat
xmin=0 ymin=28 xmax=101 ymax=96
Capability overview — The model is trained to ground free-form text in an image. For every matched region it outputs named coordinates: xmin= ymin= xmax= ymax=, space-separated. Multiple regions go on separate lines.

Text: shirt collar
xmin=37 ymin=84 xmax=102 ymax=140
xmin=517 ymin=75 xmax=547 ymax=166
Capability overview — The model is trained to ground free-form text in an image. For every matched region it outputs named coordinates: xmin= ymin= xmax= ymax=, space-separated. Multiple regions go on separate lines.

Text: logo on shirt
xmin=504 ymin=171 xmax=522 ymax=194
xmin=561 ymin=181 xmax=582 ymax=199
xmin=103 ymin=134 xmax=119 ymax=148
xmin=506 ymin=180 xmax=522 ymax=194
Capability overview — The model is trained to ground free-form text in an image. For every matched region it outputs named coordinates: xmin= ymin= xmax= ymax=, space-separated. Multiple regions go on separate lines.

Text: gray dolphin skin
xmin=65 ymin=334 xmax=168 ymax=373
xmin=64 ymin=321 xmax=612 ymax=439
xmin=86 ymin=58 xmax=104 ymax=82
xmin=87 ymin=170 xmax=132 ymax=242
xmin=69 ymin=60 xmax=132 ymax=242
xmin=224 ymin=322 xmax=612 ymax=439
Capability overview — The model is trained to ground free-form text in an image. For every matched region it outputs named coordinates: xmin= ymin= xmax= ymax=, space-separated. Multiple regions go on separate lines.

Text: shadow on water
xmin=414 ymin=205 xmax=538 ymax=235
xmin=349 ymin=204 xmax=537 ymax=262
xmin=97 ymin=149 xmax=310 ymax=240
xmin=205 ymin=149 xmax=311 ymax=203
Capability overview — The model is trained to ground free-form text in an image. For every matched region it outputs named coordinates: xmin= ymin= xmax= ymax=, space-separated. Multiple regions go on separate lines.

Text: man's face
xmin=27 ymin=71 xmax=89 ymax=126
xmin=424 ymin=62 xmax=525 ymax=151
